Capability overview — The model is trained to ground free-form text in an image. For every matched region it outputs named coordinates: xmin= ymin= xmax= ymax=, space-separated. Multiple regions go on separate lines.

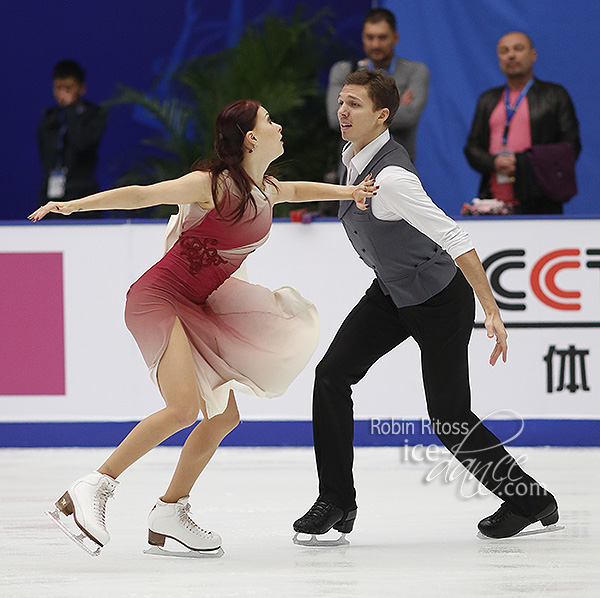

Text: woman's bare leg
xmin=98 ymin=317 xmax=202 ymax=479
xmin=162 ymin=389 xmax=239 ymax=503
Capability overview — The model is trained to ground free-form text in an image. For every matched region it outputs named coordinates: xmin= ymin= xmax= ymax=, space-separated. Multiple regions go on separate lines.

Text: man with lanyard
xmin=326 ymin=8 xmax=429 ymax=163
xmin=294 ymin=69 xmax=559 ymax=546
xmin=37 ymin=60 xmax=107 ymax=217
xmin=464 ymin=32 xmax=580 ymax=214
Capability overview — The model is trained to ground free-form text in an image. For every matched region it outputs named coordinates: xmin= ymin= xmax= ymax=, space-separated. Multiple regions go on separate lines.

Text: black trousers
xmin=313 ymin=272 xmax=553 ymax=517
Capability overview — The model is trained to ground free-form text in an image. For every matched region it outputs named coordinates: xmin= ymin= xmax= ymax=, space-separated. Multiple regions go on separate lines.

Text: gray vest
xmin=339 ymin=138 xmax=456 ymax=307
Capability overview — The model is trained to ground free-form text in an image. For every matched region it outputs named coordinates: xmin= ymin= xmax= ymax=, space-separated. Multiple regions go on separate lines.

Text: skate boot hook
xmin=144 ymin=496 xmax=224 ymax=558
xmin=293 ymin=499 xmax=357 ymax=547
xmin=45 ymin=471 xmax=119 ymax=557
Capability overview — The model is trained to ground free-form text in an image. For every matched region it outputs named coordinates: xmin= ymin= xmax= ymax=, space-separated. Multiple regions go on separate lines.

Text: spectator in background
xmin=464 ymin=32 xmax=581 ymax=215
xmin=37 ymin=60 xmax=107 ymax=217
xmin=326 ymin=8 xmax=430 ymax=164
xmin=317 ymin=8 xmax=429 ymax=218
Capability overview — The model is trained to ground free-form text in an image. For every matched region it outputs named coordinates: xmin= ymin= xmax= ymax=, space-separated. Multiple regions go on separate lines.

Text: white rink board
xmin=0 ymin=218 xmax=599 ymax=422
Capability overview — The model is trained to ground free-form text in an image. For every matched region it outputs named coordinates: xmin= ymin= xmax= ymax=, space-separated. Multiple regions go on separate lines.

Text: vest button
xmin=353 ymin=230 xmax=358 ymax=234
xmin=361 ymin=249 xmax=366 ymax=252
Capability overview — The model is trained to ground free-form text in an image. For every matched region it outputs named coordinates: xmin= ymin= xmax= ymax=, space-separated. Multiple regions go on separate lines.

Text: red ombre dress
xmin=124 ymin=185 xmax=319 ymax=418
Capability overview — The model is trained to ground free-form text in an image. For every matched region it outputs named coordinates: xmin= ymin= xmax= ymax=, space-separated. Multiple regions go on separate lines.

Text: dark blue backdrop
xmin=0 ymin=0 xmax=368 ymax=220
xmin=383 ymin=0 xmax=599 ymax=216
xmin=2 ymin=1 xmax=598 ymax=219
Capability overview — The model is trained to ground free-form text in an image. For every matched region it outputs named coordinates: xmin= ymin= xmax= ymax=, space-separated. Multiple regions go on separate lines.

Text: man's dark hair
xmin=344 ymin=70 xmax=399 ymax=126
xmin=363 ymin=8 xmax=397 ymax=32
xmin=53 ymin=60 xmax=86 ymax=84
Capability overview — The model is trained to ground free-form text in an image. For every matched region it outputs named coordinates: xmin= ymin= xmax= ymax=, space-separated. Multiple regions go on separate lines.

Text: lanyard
xmin=367 ymin=56 xmax=397 ymax=76
xmin=502 ymin=78 xmax=534 ymax=147
xmin=55 ymin=108 xmax=68 ymax=169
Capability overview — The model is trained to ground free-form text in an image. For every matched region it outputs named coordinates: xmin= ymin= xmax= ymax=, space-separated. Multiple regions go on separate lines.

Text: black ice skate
xmin=477 ymin=500 xmax=563 ymax=539
xmin=293 ymin=499 xmax=357 ymax=546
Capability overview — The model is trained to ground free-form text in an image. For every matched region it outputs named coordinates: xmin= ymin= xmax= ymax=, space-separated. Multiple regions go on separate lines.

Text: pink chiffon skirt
xmin=125 ymin=275 xmax=319 ymax=418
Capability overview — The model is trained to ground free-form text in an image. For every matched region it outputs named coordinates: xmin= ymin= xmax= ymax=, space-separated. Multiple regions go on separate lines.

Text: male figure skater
xmin=293 ymin=70 xmax=558 ymax=543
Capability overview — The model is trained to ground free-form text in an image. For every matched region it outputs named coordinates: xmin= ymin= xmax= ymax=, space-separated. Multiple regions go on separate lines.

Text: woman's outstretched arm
xmin=29 ymin=171 xmax=214 ymax=221
xmin=272 ymin=175 xmax=376 ymax=210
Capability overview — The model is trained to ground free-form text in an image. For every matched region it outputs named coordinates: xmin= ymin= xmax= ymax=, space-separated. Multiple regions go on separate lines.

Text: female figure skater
xmin=30 ymin=99 xmax=375 ymax=557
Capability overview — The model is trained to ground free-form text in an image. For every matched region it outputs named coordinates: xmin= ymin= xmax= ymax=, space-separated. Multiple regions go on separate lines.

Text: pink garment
xmin=488 ymin=89 xmax=532 ymax=204
xmin=125 ymin=185 xmax=319 ymax=418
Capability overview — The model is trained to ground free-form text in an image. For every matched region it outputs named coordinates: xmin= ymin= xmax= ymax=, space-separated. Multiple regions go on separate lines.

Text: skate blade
xmin=143 ymin=545 xmax=224 ymax=558
xmin=292 ymin=531 xmax=350 ymax=547
xmin=44 ymin=508 xmax=102 ymax=557
xmin=477 ymin=523 xmax=565 ymax=540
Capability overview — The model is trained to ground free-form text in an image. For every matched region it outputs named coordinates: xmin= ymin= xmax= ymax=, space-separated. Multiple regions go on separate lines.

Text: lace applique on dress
xmin=180 ymin=237 xmax=228 ymax=275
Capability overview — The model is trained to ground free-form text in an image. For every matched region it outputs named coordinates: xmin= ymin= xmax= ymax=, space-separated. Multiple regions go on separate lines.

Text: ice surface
xmin=0 ymin=446 xmax=598 ymax=597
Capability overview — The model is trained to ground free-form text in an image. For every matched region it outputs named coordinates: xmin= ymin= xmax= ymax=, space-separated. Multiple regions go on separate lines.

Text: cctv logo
xmin=483 ymin=248 xmax=600 ymax=311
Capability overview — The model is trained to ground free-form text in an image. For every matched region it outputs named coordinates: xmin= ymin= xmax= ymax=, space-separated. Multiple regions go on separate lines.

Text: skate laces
xmin=177 ymin=502 xmax=212 ymax=538
xmin=305 ymin=499 xmax=335 ymax=519
xmin=94 ymin=479 xmax=116 ymax=528
xmin=489 ymin=504 xmax=515 ymax=524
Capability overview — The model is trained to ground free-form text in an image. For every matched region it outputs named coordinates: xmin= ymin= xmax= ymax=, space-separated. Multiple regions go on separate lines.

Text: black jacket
xmin=464 ymin=78 xmax=580 ymax=214
xmin=38 ymin=100 xmax=107 ymax=206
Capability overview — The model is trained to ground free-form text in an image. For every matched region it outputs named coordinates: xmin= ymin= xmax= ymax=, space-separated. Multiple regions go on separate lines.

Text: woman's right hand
xmin=28 ymin=201 xmax=72 ymax=222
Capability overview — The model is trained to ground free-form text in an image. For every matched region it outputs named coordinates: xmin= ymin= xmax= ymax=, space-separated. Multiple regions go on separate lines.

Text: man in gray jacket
xmin=326 ymin=8 xmax=429 ymax=162
xmin=294 ymin=70 xmax=558 ymax=544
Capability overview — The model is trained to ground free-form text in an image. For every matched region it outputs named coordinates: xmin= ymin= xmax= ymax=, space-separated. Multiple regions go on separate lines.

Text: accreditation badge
xmin=47 ymin=168 xmax=68 ymax=199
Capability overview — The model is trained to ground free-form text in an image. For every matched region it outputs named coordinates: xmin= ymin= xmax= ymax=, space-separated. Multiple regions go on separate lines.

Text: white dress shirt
xmin=342 ymin=130 xmax=473 ymax=260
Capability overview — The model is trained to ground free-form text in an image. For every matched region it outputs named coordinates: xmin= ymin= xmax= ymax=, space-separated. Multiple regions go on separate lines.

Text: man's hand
xmin=494 ymin=152 xmax=516 ymax=176
xmin=485 ymin=311 xmax=508 ymax=366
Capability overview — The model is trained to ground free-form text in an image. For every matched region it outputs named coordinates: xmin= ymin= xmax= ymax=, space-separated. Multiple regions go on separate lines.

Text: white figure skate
xmin=45 ymin=471 xmax=118 ymax=556
xmin=143 ymin=497 xmax=224 ymax=558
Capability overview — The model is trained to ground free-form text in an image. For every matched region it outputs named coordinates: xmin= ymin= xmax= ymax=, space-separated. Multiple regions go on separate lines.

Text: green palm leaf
xmin=107 ymin=8 xmax=344 ymax=217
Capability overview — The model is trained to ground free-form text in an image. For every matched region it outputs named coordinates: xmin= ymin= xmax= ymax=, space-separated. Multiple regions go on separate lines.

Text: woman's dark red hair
xmin=192 ymin=99 xmax=270 ymax=222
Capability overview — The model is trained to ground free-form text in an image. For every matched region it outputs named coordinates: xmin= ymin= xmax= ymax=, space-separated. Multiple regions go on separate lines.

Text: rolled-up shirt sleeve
xmin=372 ymin=166 xmax=474 ymax=260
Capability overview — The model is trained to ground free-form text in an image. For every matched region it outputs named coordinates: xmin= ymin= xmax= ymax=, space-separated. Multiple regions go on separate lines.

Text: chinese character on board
xmin=544 ymin=345 xmax=590 ymax=394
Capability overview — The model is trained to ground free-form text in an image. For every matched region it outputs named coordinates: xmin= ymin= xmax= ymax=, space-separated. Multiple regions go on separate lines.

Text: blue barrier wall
xmin=2 ymin=420 xmax=599 ymax=448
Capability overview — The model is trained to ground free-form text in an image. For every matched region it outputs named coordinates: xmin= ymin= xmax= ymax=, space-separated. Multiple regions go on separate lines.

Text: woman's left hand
xmin=352 ymin=174 xmax=378 ymax=210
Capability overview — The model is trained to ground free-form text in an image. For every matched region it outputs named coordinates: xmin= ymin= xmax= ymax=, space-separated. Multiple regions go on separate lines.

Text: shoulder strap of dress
xmin=163 ymin=204 xmax=191 ymax=255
